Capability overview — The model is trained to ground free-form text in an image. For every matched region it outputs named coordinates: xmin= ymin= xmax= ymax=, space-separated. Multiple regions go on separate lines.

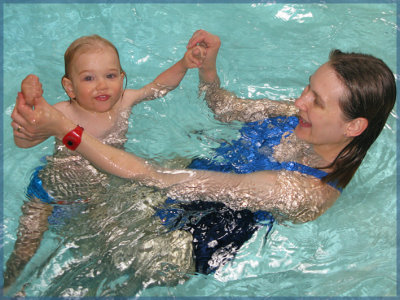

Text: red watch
xmin=62 ymin=125 xmax=84 ymax=150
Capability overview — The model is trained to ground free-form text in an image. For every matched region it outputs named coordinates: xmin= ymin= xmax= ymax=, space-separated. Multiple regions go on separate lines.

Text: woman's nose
xmin=295 ymin=94 xmax=307 ymax=111
xmin=295 ymin=88 xmax=312 ymax=111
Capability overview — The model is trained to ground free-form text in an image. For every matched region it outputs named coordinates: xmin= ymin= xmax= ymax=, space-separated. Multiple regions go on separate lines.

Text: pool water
xmin=2 ymin=2 xmax=397 ymax=297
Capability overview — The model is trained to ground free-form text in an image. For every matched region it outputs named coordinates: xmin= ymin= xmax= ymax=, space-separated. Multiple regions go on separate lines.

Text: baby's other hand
xmin=21 ymin=74 xmax=43 ymax=105
xmin=183 ymin=45 xmax=206 ymax=69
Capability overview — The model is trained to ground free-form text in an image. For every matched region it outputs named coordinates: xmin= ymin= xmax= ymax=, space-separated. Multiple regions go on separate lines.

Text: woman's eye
xmin=314 ymin=97 xmax=324 ymax=108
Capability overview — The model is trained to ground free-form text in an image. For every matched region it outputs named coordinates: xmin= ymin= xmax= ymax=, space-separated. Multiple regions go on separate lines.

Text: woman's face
xmin=294 ymin=63 xmax=353 ymax=157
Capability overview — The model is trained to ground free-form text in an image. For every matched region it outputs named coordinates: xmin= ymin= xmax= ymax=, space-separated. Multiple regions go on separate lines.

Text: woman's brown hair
xmin=322 ymin=49 xmax=396 ymax=188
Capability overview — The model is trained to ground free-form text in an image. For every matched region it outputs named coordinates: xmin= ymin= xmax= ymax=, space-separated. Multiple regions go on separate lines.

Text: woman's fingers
xmin=187 ymin=29 xmax=208 ymax=49
xmin=187 ymin=30 xmax=220 ymax=51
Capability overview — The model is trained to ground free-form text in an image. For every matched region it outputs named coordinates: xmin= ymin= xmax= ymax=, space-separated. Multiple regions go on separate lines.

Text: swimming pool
xmin=2 ymin=2 xmax=397 ymax=297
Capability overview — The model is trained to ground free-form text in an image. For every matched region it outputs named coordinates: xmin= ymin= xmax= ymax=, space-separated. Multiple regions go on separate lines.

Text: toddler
xmin=6 ymin=34 xmax=205 ymax=291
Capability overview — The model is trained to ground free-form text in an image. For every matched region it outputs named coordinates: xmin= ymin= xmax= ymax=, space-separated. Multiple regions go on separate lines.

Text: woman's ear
xmin=346 ymin=117 xmax=368 ymax=137
xmin=62 ymin=76 xmax=76 ymax=99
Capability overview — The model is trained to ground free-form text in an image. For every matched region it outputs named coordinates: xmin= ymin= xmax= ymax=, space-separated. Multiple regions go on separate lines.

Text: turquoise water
xmin=2 ymin=2 xmax=397 ymax=297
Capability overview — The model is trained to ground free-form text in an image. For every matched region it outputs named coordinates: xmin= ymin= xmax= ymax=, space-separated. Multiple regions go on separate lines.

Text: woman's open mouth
xmin=299 ymin=117 xmax=312 ymax=128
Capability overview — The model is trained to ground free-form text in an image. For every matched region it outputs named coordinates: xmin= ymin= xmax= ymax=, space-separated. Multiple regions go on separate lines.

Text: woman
xmin=12 ymin=30 xmax=396 ymax=273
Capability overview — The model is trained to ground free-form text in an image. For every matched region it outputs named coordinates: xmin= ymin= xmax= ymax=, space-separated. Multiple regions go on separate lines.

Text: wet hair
xmin=322 ymin=49 xmax=396 ymax=189
xmin=62 ymin=34 xmax=127 ymax=94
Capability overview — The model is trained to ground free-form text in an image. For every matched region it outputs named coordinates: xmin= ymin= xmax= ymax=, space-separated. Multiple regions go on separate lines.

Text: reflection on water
xmin=32 ymin=178 xmax=195 ymax=297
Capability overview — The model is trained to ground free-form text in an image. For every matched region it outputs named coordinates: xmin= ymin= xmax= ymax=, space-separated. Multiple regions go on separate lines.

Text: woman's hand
xmin=10 ymin=74 xmax=72 ymax=148
xmin=187 ymin=30 xmax=221 ymax=66
xmin=187 ymin=30 xmax=221 ymax=83
xmin=187 ymin=29 xmax=221 ymax=53
xmin=183 ymin=45 xmax=206 ymax=68
xmin=11 ymin=92 xmax=73 ymax=142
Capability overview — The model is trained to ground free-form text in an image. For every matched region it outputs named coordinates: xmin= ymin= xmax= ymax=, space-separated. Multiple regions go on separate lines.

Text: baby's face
xmin=65 ymin=46 xmax=125 ymax=113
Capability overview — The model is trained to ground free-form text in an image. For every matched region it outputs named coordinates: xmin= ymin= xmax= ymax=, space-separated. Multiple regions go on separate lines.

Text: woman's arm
xmin=14 ymin=93 xmax=339 ymax=223
xmin=14 ymin=92 xmax=280 ymax=201
xmin=71 ymin=109 xmax=337 ymax=223
xmin=188 ymin=30 xmax=298 ymax=123
xmin=200 ymin=78 xmax=298 ymax=123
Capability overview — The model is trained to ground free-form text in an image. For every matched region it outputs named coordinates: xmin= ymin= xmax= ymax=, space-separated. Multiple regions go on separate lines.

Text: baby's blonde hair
xmin=63 ymin=34 xmax=126 ymax=79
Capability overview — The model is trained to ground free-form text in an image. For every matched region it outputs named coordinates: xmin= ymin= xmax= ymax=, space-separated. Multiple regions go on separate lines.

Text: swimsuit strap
xmin=280 ymin=161 xmax=342 ymax=192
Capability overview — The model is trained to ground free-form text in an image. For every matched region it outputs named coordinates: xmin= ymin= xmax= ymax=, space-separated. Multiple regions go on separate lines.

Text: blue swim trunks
xmin=27 ymin=166 xmax=54 ymax=204
xmin=26 ymin=166 xmax=86 ymax=226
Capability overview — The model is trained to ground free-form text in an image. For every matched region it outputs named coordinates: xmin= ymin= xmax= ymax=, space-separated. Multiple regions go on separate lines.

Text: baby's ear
xmin=62 ymin=77 xmax=76 ymax=99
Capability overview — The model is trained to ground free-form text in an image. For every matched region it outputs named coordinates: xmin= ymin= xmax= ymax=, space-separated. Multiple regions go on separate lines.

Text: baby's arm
xmin=11 ymin=75 xmax=52 ymax=148
xmin=122 ymin=46 xmax=206 ymax=107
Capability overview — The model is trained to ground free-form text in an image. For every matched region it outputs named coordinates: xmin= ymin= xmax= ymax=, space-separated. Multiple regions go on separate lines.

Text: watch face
xmin=66 ymin=136 xmax=78 ymax=147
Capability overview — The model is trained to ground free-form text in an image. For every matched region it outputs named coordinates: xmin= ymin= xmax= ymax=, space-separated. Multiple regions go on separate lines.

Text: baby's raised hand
xmin=21 ymin=74 xmax=44 ymax=105
xmin=183 ymin=45 xmax=206 ymax=69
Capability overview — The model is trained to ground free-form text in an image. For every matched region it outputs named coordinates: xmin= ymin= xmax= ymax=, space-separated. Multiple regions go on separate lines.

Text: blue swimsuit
xmin=156 ymin=116 xmax=341 ymax=274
